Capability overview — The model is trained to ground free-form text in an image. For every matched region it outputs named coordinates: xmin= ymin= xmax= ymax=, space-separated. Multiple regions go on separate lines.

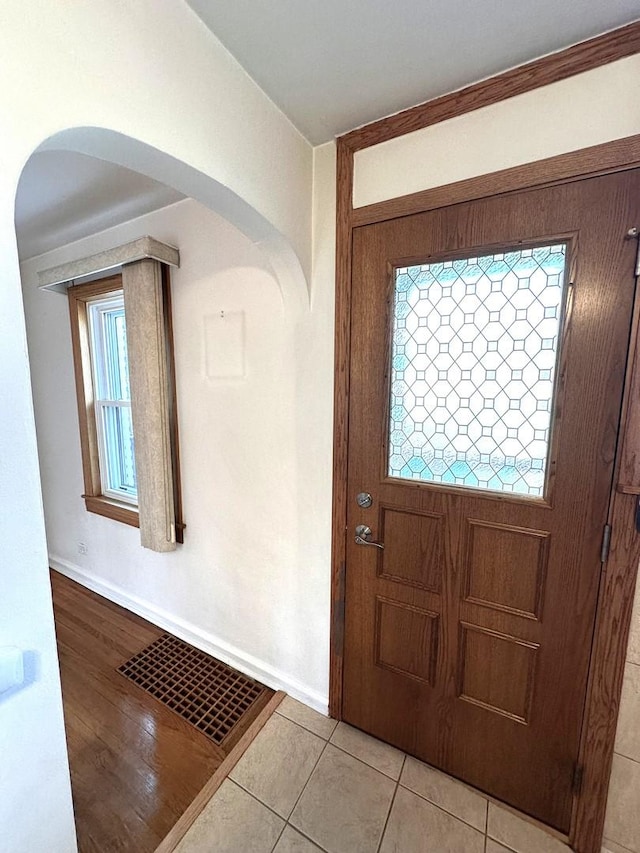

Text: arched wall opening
xmin=16 ymin=122 xmax=332 ymax=694
xmin=36 ymin=127 xmax=310 ymax=313
xmin=4 ymin=124 xmax=336 ymax=853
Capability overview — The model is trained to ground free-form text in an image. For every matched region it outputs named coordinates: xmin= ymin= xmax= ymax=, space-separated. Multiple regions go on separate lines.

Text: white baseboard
xmin=49 ymin=555 xmax=329 ymax=715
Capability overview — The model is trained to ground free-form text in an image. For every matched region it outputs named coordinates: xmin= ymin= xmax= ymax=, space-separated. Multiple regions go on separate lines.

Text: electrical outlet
xmin=78 ymin=542 xmax=88 ymax=555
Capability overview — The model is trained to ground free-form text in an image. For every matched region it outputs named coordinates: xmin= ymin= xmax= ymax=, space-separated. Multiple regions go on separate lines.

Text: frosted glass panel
xmin=388 ymin=245 xmax=567 ymax=496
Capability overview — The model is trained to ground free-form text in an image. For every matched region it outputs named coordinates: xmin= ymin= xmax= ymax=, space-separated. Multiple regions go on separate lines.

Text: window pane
xmin=87 ymin=291 xmax=138 ymax=504
xmin=88 ymin=298 xmax=131 ymax=402
xmin=100 ymin=403 xmax=137 ymax=499
xmin=103 ymin=307 xmax=130 ymax=401
xmin=388 ymin=245 xmax=568 ymax=496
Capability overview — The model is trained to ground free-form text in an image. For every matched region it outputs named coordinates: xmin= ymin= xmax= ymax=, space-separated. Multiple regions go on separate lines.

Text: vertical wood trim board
xmin=571 ymin=262 xmax=640 ymax=848
xmin=123 ymin=259 xmax=176 ymax=552
xmin=330 ymin=138 xmax=354 ymax=719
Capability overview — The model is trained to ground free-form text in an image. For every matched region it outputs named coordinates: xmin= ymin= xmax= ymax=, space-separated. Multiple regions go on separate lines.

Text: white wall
xmin=0 ymin=210 xmax=76 ymax=853
xmin=352 ymin=53 xmax=640 ymax=851
xmin=21 ymin=179 xmax=336 ymax=711
xmin=1 ymin=1 xmax=311 ymax=274
xmin=0 ymin=1 xmax=315 ymax=850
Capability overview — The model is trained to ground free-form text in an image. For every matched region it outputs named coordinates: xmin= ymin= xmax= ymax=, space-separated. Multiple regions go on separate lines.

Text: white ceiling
xmin=186 ymin=0 xmax=640 ymax=144
xmin=15 ymin=151 xmax=184 ymax=261
xmin=14 ymin=3 xmax=639 ymax=261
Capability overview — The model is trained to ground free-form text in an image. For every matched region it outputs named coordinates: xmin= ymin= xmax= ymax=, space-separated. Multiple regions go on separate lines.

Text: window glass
xmin=388 ymin=245 xmax=568 ymax=496
xmin=88 ymin=294 xmax=137 ymax=503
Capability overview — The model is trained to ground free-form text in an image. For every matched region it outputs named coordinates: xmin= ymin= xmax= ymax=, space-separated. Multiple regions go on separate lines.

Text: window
xmin=87 ymin=291 xmax=137 ymax=504
xmin=388 ymin=245 xmax=568 ymax=496
xmin=68 ymin=269 xmax=184 ymax=547
xmin=68 ymin=276 xmax=140 ymax=527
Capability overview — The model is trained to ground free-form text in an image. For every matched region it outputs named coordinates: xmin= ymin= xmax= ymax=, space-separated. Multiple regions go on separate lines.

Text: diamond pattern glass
xmin=388 ymin=244 xmax=568 ymax=496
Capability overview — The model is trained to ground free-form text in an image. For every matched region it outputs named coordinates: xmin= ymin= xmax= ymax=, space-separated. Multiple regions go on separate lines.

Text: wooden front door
xmin=342 ymin=171 xmax=640 ymax=832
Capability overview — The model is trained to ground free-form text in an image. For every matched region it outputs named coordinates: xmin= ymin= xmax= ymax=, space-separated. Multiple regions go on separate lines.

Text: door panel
xmin=342 ymin=171 xmax=640 ymax=832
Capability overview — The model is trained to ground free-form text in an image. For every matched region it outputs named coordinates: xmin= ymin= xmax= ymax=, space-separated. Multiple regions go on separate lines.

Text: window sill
xmin=83 ymin=494 xmax=139 ymax=528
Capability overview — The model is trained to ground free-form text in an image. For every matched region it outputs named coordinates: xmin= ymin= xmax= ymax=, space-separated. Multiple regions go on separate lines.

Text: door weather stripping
xmin=601 ymin=524 xmax=612 ymax=564
xmin=626 ymin=227 xmax=640 ymax=277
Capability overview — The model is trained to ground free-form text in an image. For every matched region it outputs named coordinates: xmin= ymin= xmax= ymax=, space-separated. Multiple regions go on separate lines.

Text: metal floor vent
xmin=118 ymin=633 xmax=269 ymax=745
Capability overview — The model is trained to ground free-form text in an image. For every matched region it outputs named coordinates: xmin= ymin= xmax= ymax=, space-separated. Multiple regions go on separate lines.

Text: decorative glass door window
xmin=87 ymin=292 xmax=138 ymax=503
xmin=388 ymin=245 xmax=568 ymax=496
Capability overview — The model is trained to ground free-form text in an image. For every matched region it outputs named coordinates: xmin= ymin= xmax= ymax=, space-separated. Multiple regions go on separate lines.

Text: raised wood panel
xmin=379 ymin=506 xmax=443 ymax=592
xmin=465 ymin=519 xmax=549 ymax=619
xmin=458 ymin=623 xmax=539 ymax=723
xmin=375 ymin=596 xmax=439 ymax=685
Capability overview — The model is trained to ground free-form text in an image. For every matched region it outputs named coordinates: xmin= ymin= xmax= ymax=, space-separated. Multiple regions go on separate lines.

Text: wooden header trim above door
xmin=341 ymin=21 xmax=640 ymax=152
xmin=331 ymin=21 xmax=640 ymax=853
xmin=352 ymin=135 xmax=640 ymax=228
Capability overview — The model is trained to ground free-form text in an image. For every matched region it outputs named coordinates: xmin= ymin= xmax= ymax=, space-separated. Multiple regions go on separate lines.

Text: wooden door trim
xmin=341 ymin=21 xmax=640 ymax=152
xmin=330 ymin=140 xmax=354 ymax=718
xmin=331 ymin=23 xmax=640 ymax=850
xmin=353 ymin=135 xmax=640 ymax=229
xmin=570 ymin=273 xmax=640 ymax=848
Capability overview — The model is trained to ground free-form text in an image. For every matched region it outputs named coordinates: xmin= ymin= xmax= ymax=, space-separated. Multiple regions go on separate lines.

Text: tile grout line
xmin=602 ymin=838 xmax=637 ymax=853
xmin=225 ymin=778 xmax=330 ymax=853
xmin=375 ymin=755 xmax=405 ymax=853
xmin=273 ymin=720 xmax=332 ymax=851
xmin=282 ymin=712 xmax=492 ymax=832
xmin=612 ymin=748 xmax=640 ymax=767
xmin=226 ymin=777 xmax=288 ymax=824
xmin=228 ymin=740 xmax=327 ymax=828
xmin=268 ymin=814 xmax=288 ymax=853
xmin=398 ymin=777 xmax=489 ymax=834
xmin=278 ymin=711 xmax=579 ymax=853
xmin=275 ymin=707 xmax=339 ymax=741
xmin=231 ymin=710 xmax=334 ymax=852
xmin=284 ymin=822 xmax=331 ymax=852
xmin=327 ymin=736 xmax=406 ymax=781
xmin=288 ymin=736 xmax=330 ymax=813
xmin=247 ymin=712 xmax=528 ymax=851
xmin=292 ymin=715 xmax=491 ymax=838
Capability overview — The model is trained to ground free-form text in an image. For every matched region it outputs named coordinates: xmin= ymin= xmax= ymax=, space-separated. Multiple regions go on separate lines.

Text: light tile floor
xmin=175 ymin=696 xmax=581 ymax=853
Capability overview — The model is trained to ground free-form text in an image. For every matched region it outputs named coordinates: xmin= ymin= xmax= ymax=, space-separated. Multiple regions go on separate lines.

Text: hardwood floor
xmin=51 ymin=571 xmax=268 ymax=853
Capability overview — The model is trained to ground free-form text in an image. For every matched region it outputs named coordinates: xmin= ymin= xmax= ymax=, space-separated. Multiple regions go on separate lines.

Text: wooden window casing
xmin=68 ymin=275 xmax=139 ymax=527
xmin=68 ymin=272 xmax=184 ymax=541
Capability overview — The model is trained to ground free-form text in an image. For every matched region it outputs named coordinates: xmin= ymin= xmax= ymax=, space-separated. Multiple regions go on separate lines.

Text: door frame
xmin=330 ymin=22 xmax=640 ymax=853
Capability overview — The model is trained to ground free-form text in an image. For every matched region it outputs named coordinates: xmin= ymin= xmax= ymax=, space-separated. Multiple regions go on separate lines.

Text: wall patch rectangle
xmin=204 ymin=311 xmax=245 ymax=379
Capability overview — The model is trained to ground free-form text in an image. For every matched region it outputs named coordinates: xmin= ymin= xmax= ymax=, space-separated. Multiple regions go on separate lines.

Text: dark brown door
xmin=342 ymin=171 xmax=640 ymax=832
